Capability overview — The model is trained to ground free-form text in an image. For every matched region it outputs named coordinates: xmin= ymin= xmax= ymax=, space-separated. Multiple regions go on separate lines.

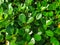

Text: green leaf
xmin=37 ymin=2 xmax=41 ymax=9
xmin=5 ymin=0 xmax=8 ymax=2
xmin=8 ymin=3 xmax=13 ymax=14
xmin=17 ymin=40 xmax=25 ymax=45
xmin=4 ymin=13 xmax=8 ymax=19
xmin=41 ymin=6 xmax=46 ymax=11
xmin=6 ymin=25 xmax=14 ymax=35
xmin=54 ymin=28 xmax=60 ymax=35
xmin=26 ymin=34 xmax=31 ymax=41
xmin=10 ymin=40 xmax=16 ymax=45
xmin=28 ymin=41 xmax=34 ymax=45
xmin=18 ymin=29 xmax=25 ymax=35
xmin=25 ymin=0 xmax=33 ymax=5
xmin=34 ymin=34 xmax=41 ymax=41
xmin=46 ymin=30 xmax=54 ymax=37
xmin=0 ymin=0 xmax=4 ymax=5
xmin=0 ymin=7 xmax=3 ymax=15
xmin=19 ymin=13 xmax=26 ymax=23
xmin=0 ymin=34 xmax=3 ymax=41
xmin=48 ymin=2 xmax=57 ymax=10
xmin=36 ymin=13 xmax=42 ymax=20
xmin=50 ymin=37 xmax=59 ymax=45
xmin=46 ymin=19 xmax=53 ymax=26
xmin=48 ymin=11 xmax=53 ymax=17
xmin=6 ymin=34 xmax=12 ymax=40
xmin=34 ymin=21 xmax=40 ymax=26
xmin=25 ymin=28 xmax=30 ymax=33
xmin=43 ymin=12 xmax=48 ymax=16
xmin=27 ymin=17 xmax=34 ymax=24
xmin=41 ymin=1 xmax=47 ymax=6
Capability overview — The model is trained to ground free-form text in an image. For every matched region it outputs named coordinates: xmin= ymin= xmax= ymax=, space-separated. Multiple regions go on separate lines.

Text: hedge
xmin=0 ymin=0 xmax=60 ymax=45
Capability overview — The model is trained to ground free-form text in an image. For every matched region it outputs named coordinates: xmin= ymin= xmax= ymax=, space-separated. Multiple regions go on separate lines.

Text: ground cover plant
xmin=0 ymin=0 xmax=60 ymax=45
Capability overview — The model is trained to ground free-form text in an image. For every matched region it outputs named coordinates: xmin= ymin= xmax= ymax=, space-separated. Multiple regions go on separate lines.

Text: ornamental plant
xmin=0 ymin=0 xmax=60 ymax=45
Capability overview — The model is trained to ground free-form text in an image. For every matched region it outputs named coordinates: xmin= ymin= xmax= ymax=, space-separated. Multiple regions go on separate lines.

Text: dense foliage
xmin=0 ymin=0 xmax=60 ymax=45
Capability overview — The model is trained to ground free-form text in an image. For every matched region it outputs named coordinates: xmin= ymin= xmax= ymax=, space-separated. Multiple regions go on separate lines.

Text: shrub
xmin=0 ymin=0 xmax=60 ymax=45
